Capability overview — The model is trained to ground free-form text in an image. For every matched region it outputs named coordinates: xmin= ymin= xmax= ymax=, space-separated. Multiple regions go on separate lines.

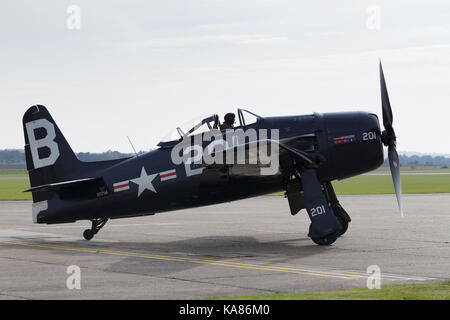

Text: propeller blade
xmin=380 ymin=60 xmax=403 ymax=216
xmin=379 ymin=61 xmax=393 ymax=131
xmin=388 ymin=145 xmax=403 ymax=217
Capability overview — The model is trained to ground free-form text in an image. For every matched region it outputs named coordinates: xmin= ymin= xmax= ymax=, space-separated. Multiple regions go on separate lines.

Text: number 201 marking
xmin=310 ymin=205 xmax=326 ymax=217
xmin=363 ymin=131 xmax=377 ymax=141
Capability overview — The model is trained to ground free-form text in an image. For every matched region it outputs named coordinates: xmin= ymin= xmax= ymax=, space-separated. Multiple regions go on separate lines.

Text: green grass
xmin=333 ymin=174 xmax=450 ymax=195
xmin=206 ymin=281 xmax=450 ymax=300
xmin=375 ymin=165 xmax=449 ymax=173
xmin=374 ymin=167 xmax=450 ymax=174
xmin=0 ymin=169 xmax=27 ymax=177
xmin=271 ymin=174 xmax=450 ymax=196
xmin=0 ymin=179 xmax=31 ymax=200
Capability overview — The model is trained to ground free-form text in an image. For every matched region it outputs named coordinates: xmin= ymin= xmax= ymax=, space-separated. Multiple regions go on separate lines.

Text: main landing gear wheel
xmin=83 ymin=218 xmax=108 ymax=241
xmin=310 ymin=231 xmax=339 ymax=246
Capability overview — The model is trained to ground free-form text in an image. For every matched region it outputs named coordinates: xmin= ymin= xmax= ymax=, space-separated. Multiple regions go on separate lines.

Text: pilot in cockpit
xmin=220 ymin=113 xmax=236 ymax=130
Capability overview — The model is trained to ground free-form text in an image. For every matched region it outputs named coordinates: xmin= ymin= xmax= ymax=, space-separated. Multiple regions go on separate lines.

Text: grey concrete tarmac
xmin=0 ymin=194 xmax=449 ymax=299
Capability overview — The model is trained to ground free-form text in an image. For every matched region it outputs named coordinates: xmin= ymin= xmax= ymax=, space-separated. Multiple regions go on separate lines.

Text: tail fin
xmin=23 ymin=105 xmax=82 ymax=201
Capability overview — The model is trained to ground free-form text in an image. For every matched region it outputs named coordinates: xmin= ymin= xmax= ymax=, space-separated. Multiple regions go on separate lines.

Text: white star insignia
xmin=130 ymin=167 xmax=158 ymax=197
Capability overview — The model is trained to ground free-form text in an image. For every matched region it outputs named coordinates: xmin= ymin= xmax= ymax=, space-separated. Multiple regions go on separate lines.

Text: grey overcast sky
xmin=1 ymin=0 xmax=450 ymax=154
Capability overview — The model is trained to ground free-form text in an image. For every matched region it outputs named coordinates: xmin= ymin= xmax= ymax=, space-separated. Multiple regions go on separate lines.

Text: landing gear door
xmin=286 ymin=181 xmax=306 ymax=215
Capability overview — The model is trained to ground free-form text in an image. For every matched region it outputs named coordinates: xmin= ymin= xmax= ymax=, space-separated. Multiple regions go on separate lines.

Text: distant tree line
xmin=0 ymin=149 xmax=26 ymax=164
xmin=1 ymin=149 xmax=449 ymax=167
xmin=383 ymin=154 xmax=450 ymax=167
xmin=0 ymin=149 xmax=142 ymax=165
xmin=76 ymin=150 xmax=145 ymax=162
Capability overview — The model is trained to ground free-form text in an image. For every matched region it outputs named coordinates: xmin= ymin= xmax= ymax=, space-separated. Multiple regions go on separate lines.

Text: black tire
xmin=83 ymin=229 xmax=94 ymax=241
xmin=311 ymin=231 xmax=339 ymax=246
xmin=334 ymin=206 xmax=350 ymax=236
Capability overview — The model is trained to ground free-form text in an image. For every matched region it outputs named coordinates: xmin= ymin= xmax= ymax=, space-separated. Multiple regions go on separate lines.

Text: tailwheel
xmin=83 ymin=218 xmax=108 ymax=241
xmin=310 ymin=231 xmax=339 ymax=246
xmin=83 ymin=229 xmax=94 ymax=240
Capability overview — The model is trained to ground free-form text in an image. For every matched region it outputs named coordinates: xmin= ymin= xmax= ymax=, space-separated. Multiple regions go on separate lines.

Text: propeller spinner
xmin=379 ymin=61 xmax=403 ymax=217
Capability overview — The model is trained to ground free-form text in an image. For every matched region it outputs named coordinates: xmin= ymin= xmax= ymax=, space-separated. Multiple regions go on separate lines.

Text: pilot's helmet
xmin=224 ymin=113 xmax=235 ymax=124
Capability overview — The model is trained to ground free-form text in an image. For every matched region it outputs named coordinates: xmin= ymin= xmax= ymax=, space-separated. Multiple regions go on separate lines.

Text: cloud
xmin=249 ymin=43 xmax=450 ymax=70
xmin=97 ymin=34 xmax=289 ymax=48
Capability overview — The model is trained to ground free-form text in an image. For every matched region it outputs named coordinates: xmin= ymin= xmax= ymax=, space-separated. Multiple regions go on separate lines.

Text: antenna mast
xmin=127 ymin=136 xmax=139 ymax=157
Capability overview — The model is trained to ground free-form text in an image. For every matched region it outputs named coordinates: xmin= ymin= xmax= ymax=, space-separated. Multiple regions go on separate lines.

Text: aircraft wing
xmin=200 ymin=134 xmax=321 ymax=216
xmin=202 ymin=133 xmax=319 ymax=174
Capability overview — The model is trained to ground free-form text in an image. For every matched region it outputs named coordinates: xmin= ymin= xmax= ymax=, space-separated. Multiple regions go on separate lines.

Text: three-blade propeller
xmin=379 ymin=61 xmax=403 ymax=217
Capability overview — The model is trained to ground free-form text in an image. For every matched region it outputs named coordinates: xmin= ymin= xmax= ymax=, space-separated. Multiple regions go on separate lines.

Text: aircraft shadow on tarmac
xmin=101 ymin=236 xmax=329 ymax=277
xmin=0 ymin=235 xmax=330 ymax=278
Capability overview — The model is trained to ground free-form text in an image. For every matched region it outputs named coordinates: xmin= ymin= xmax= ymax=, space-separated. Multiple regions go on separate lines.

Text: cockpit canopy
xmin=158 ymin=109 xmax=262 ymax=148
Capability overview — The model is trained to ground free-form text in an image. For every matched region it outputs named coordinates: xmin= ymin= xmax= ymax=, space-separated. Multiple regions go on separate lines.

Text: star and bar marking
xmin=113 ymin=167 xmax=177 ymax=197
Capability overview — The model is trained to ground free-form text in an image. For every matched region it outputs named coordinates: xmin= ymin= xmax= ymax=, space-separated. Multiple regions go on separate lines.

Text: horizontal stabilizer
xmin=24 ymin=177 xmax=103 ymax=193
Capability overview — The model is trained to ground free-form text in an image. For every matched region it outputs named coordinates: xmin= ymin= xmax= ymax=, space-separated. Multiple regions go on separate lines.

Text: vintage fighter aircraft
xmin=23 ymin=62 xmax=401 ymax=245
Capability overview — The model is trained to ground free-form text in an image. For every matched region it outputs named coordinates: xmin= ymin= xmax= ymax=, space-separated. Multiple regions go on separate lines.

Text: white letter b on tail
xmin=26 ymin=119 xmax=60 ymax=169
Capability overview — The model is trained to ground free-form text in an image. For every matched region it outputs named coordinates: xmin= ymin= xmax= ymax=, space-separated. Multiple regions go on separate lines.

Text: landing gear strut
xmin=83 ymin=218 xmax=108 ymax=240
xmin=290 ymin=168 xmax=352 ymax=245
xmin=292 ymin=168 xmax=342 ymax=246
xmin=333 ymin=204 xmax=350 ymax=236
xmin=282 ymin=146 xmax=351 ymax=246
xmin=324 ymin=182 xmax=351 ymax=237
